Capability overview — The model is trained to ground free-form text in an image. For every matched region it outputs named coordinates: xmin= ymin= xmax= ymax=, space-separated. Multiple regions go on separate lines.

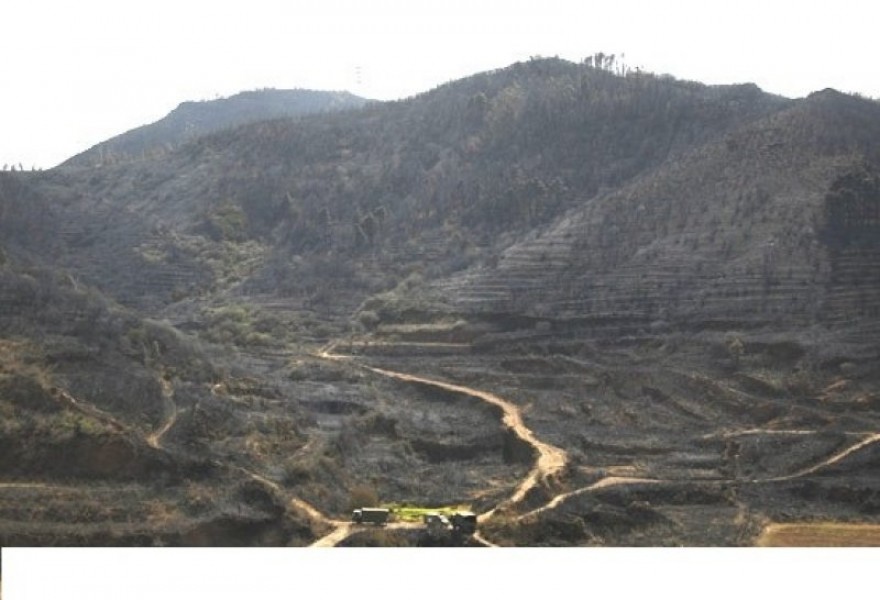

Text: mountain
xmin=2 ymin=58 xmax=880 ymax=547
xmin=435 ymin=88 xmax=880 ymax=333
xmin=25 ymin=59 xmax=792 ymax=317
xmin=62 ymin=88 xmax=369 ymax=167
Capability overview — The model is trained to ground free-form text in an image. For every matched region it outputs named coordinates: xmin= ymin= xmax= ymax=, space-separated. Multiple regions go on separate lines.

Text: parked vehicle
xmin=423 ymin=512 xmax=452 ymax=536
xmin=450 ymin=511 xmax=477 ymax=535
xmin=351 ymin=507 xmax=390 ymax=525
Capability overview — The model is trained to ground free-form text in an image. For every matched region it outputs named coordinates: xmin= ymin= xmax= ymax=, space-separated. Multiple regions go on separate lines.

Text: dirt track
xmin=362 ymin=364 xmax=568 ymax=521
xmin=311 ymin=522 xmax=354 ymax=547
xmin=519 ymin=477 xmax=664 ymax=521
xmin=0 ymin=483 xmax=55 ymax=490
xmin=146 ymin=378 xmax=177 ymax=449
xmin=54 ymin=388 xmax=126 ymax=434
xmin=320 ymin=345 xmax=570 ymax=505
xmin=228 ymin=465 xmax=346 ymax=546
xmin=313 ymin=343 xmax=880 ymax=546
xmin=759 ymin=432 xmax=880 ymax=483
xmin=315 ymin=344 xmax=569 ymax=544
xmin=520 ymin=428 xmax=880 ymax=514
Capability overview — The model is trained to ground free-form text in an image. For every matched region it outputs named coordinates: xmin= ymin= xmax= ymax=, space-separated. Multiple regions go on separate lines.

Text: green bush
xmin=203 ymin=202 xmax=249 ymax=242
xmin=200 ymin=305 xmax=274 ymax=347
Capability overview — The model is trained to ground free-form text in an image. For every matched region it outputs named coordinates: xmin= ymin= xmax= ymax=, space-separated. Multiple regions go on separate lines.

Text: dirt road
xmin=760 ymin=432 xmax=880 ymax=483
xmin=0 ymin=483 xmax=54 ymax=490
xmin=146 ymin=377 xmax=177 ymax=449
xmin=311 ymin=522 xmax=355 ymax=547
xmin=227 ymin=465 xmax=351 ymax=546
xmin=54 ymin=388 xmax=126 ymax=433
xmin=364 ymin=364 xmax=568 ymax=518
xmin=519 ymin=477 xmax=663 ymax=520
xmin=315 ymin=345 xmax=570 ymax=543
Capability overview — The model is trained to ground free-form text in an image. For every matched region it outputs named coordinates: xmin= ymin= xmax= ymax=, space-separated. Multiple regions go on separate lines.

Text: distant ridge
xmin=62 ymin=88 xmax=369 ymax=167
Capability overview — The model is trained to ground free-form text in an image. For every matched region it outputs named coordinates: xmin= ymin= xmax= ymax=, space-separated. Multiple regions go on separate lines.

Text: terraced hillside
xmin=432 ymin=90 xmax=880 ymax=336
xmin=5 ymin=60 xmax=791 ymax=320
xmin=2 ymin=58 xmax=880 ymax=546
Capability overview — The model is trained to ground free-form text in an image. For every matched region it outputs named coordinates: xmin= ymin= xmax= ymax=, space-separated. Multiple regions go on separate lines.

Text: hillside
xmin=433 ymin=88 xmax=880 ymax=333
xmin=2 ymin=58 xmax=880 ymax=546
xmin=18 ymin=59 xmax=790 ymax=318
xmin=63 ymin=88 xmax=368 ymax=167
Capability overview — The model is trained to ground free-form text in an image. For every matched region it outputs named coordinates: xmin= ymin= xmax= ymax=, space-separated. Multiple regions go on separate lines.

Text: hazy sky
xmin=2 ymin=0 xmax=878 ymax=169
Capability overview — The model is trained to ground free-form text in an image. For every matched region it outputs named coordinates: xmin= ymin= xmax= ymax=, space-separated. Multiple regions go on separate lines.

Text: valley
xmin=1 ymin=57 xmax=879 ymax=546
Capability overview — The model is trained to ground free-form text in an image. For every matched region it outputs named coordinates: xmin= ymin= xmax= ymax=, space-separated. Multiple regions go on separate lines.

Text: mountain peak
xmin=62 ymin=88 xmax=369 ymax=168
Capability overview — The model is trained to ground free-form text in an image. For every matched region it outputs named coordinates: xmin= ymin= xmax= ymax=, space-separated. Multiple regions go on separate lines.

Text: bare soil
xmin=756 ymin=523 xmax=880 ymax=546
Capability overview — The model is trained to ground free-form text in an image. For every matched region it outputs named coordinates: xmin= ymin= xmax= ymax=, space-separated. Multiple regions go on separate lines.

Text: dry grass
xmin=0 ymin=339 xmax=50 ymax=386
xmin=756 ymin=522 xmax=880 ymax=547
xmin=144 ymin=499 xmax=182 ymax=527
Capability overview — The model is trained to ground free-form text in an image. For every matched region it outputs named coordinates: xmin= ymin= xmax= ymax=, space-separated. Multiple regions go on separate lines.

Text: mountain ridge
xmin=62 ymin=88 xmax=370 ymax=168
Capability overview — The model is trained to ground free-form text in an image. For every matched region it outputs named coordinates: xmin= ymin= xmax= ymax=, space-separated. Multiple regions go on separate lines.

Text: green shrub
xmin=203 ymin=202 xmax=249 ymax=242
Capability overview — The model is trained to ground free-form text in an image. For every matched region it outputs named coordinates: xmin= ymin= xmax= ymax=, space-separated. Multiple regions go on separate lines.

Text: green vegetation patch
xmin=200 ymin=304 xmax=275 ymax=347
xmin=385 ymin=504 xmax=472 ymax=523
xmin=204 ymin=201 xmax=249 ymax=242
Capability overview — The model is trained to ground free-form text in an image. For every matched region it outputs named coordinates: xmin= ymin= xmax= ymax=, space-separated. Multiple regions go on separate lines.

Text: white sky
xmin=1 ymin=0 xmax=878 ymax=169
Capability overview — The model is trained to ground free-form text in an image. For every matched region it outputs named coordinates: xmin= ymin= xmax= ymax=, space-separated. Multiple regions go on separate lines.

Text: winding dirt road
xmin=15 ymin=342 xmax=879 ymax=547
xmin=315 ymin=344 xmax=569 ymax=543
xmin=313 ymin=344 xmax=880 ymax=545
xmin=363 ymin=364 xmax=568 ymax=518
xmin=320 ymin=346 xmax=569 ymax=509
xmin=146 ymin=377 xmax=178 ymax=449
